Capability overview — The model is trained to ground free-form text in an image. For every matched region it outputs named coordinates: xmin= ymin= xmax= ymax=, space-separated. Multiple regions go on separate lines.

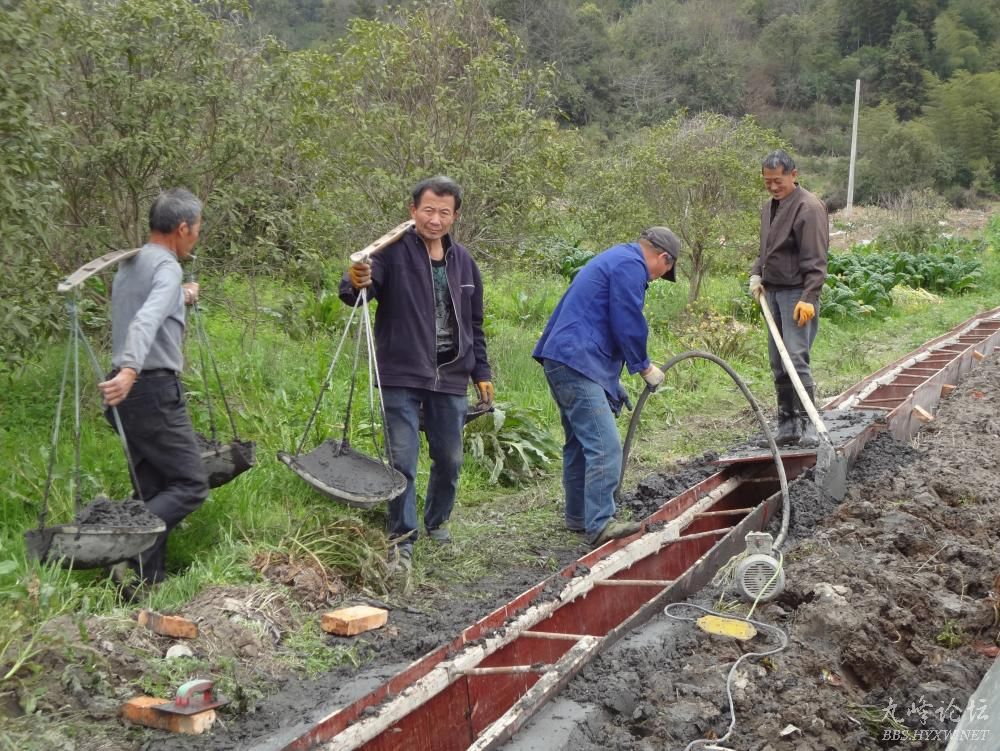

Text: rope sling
xmin=24 ymin=295 xmax=165 ymax=568
xmin=186 ymin=259 xmax=256 ymax=487
xmin=278 ymin=286 xmax=406 ymax=508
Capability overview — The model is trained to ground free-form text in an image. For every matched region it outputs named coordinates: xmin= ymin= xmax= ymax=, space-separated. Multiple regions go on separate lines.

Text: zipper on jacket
xmin=424 ymin=243 xmax=463 ymax=391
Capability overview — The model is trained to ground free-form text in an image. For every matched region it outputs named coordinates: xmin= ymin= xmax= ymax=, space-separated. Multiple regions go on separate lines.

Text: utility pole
xmin=846 ymin=79 xmax=861 ymax=216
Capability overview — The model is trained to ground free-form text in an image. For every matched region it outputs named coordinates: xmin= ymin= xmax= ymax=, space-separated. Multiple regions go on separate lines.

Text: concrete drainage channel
xmin=276 ymin=306 xmax=1000 ymax=751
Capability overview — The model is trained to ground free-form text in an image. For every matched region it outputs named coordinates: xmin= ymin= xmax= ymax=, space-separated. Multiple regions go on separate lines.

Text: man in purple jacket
xmin=533 ymin=227 xmax=678 ymax=548
xmin=340 ymin=176 xmax=493 ymax=575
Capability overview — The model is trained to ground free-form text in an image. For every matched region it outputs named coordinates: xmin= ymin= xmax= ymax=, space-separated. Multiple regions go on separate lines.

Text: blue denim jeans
xmin=542 ymin=360 xmax=622 ymax=540
xmin=381 ymin=387 xmax=467 ymax=550
xmin=765 ymin=288 xmax=819 ymax=391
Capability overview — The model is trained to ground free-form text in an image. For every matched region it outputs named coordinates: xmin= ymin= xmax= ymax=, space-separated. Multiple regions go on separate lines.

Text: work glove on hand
xmin=475 ymin=381 xmax=495 ymax=407
xmin=349 ymin=261 xmax=372 ymax=289
xmin=641 ymin=365 xmax=665 ymax=391
xmin=748 ymin=275 xmax=764 ymax=300
xmin=793 ymin=301 xmax=815 ymax=326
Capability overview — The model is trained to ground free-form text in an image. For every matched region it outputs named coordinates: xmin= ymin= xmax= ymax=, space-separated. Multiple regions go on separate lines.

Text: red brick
xmin=137 ymin=609 xmax=198 ymax=639
xmin=321 ymin=606 xmax=388 ymax=636
xmin=121 ymin=696 xmax=216 ymax=734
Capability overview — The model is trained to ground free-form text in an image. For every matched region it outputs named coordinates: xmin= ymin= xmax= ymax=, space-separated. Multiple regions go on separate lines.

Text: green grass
xmin=1 ymin=213 xmax=998 ymax=741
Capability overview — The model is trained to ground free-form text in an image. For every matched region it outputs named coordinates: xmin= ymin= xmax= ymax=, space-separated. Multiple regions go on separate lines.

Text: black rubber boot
xmin=774 ymin=383 xmax=801 ymax=446
xmin=798 ymin=383 xmax=820 ymax=448
xmin=757 ymin=385 xmax=800 ymax=446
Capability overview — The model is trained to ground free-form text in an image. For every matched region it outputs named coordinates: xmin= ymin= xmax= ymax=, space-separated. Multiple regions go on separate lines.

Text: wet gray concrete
xmin=283 ymin=439 xmax=404 ymax=503
xmin=717 ymin=407 xmax=880 ymax=463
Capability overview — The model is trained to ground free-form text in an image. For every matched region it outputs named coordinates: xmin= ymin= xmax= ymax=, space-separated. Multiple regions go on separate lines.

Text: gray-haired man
xmin=99 ymin=187 xmax=209 ymax=591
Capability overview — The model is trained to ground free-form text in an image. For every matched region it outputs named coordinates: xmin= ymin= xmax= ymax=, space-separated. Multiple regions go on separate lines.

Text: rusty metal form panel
xmin=839 ymin=313 xmax=1000 ymax=442
xmin=467 ymin=672 xmax=540 ymax=737
xmin=530 ymin=578 xmax=681 ymax=637
xmin=283 ymin=308 xmax=1000 ymax=751
xmin=356 ymin=677 xmax=476 ymax=751
xmin=826 ymin=307 xmax=1000 ymax=413
xmin=477 ymin=635 xmax=573 ymax=670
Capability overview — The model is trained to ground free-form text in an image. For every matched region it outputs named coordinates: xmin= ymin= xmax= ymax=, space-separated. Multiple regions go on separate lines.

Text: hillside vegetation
xmin=4 ymin=0 xmax=1000 ymax=370
xmin=3 ymin=2 xmax=1000 ymax=744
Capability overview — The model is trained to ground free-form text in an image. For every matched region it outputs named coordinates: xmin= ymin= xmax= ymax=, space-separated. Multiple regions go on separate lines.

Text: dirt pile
xmin=567 ymin=354 xmax=1000 ymax=750
xmin=619 ymin=453 xmax=723 ymax=520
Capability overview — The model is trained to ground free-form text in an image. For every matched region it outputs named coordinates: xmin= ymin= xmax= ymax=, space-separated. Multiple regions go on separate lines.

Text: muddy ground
xmin=8 ymin=357 xmax=999 ymax=751
xmin=153 ymin=353 xmax=997 ymax=750
xmin=561 ymin=355 xmax=1000 ymax=751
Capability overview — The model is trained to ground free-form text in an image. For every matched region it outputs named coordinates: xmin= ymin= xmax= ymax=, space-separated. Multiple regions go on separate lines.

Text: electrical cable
xmin=664 ymin=597 xmax=789 ymax=751
xmin=619 ymin=351 xmax=793 ymax=750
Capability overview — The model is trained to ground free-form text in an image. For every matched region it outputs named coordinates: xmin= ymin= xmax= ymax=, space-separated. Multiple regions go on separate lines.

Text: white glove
xmin=641 ymin=365 xmax=664 ymax=391
xmin=749 ymin=274 xmax=764 ymax=300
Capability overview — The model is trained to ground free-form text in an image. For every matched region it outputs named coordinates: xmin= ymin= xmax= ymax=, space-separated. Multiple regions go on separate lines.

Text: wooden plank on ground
xmin=321 ymin=606 xmax=388 ymax=636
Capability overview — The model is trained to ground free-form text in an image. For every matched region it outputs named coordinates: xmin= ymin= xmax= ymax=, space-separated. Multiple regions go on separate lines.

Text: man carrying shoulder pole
xmin=99 ymin=187 xmax=209 ymax=594
xmin=339 ymin=176 xmax=493 ymax=580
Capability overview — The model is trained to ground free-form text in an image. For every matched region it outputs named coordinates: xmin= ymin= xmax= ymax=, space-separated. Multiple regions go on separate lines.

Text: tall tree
xmin=52 ymin=0 xmax=296 ymax=265
xmin=837 ymin=0 xmax=941 ymax=53
xmin=882 ymin=14 xmax=931 ymax=119
xmin=923 ymin=71 xmax=1000 ymax=189
xmin=613 ymin=0 xmax=754 ymax=121
xmin=489 ymin=0 xmax=615 ymax=126
xmin=0 ymin=1 xmax=69 ymax=370
xmin=932 ymin=10 xmax=985 ymax=76
xmin=570 ymin=113 xmax=780 ymax=303
xmin=854 ymin=102 xmax=942 ymax=201
xmin=291 ymin=0 xmax=575 ymax=252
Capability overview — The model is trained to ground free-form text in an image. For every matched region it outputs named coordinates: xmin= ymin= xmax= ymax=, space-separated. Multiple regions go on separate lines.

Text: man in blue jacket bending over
xmin=340 ymin=176 xmax=493 ymax=577
xmin=534 ymin=227 xmax=679 ymax=548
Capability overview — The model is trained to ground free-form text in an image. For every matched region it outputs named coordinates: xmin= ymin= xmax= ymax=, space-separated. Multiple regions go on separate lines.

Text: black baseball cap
xmin=640 ymin=227 xmax=680 ymax=282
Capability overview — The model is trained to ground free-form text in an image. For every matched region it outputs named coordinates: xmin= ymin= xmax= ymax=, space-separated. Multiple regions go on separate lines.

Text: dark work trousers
xmin=105 ymin=372 xmax=209 ymax=583
xmin=765 ymin=287 xmax=819 ymax=391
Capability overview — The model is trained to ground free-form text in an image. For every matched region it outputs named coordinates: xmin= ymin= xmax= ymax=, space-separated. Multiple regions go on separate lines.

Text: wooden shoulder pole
xmin=57 ymin=248 xmax=142 ymax=294
xmin=348 ymin=220 xmax=414 ymax=264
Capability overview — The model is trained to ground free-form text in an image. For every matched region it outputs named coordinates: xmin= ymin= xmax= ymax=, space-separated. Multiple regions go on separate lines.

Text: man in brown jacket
xmin=749 ymin=150 xmax=828 ymax=448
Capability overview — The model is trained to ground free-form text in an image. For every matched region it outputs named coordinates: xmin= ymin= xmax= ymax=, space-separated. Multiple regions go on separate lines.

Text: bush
xmin=464 ymin=404 xmax=560 ymax=486
xmin=558 ymin=246 xmax=597 ymax=280
xmin=674 ymin=306 xmax=758 ymax=363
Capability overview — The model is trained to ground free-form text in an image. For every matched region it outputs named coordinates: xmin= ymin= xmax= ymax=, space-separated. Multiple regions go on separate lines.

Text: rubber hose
xmin=618 ymin=350 xmax=790 ymax=550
